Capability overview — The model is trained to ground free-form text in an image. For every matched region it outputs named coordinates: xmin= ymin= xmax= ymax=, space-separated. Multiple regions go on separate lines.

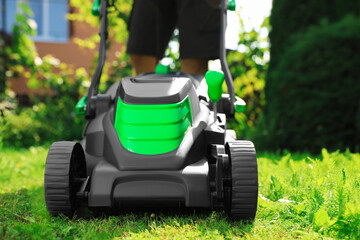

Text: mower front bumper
xmin=88 ymin=159 xmax=212 ymax=208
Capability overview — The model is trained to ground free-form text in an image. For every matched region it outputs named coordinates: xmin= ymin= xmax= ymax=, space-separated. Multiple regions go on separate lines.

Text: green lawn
xmin=0 ymin=147 xmax=359 ymax=239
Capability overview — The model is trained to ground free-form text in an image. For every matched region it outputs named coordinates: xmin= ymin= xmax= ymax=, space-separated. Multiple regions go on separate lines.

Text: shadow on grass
xmin=0 ymin=187 xmax=255 ymax=239
xmin=80 ymin=205 xmax=255 ymax=235
xmin=81 ymin=201 xmax=253 ymax=222
xmin=86 ymin=206 xmax=213 ymax=218
xmin=81 ymin=206 xmax=254 ymax=238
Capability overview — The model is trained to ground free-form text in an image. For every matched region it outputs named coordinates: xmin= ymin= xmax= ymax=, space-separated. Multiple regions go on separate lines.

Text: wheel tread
xmin=44 ymin=141 xmax=86 ymax=217
xmin=227 ymin=141 xmax=258 ymax=221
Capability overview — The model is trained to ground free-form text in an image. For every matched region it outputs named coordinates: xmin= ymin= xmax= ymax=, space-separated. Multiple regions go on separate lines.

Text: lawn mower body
xmin=44 ymin=0 xmax=258 ymax=221
xmin=84 ymin=73 xmax=227 ymax=208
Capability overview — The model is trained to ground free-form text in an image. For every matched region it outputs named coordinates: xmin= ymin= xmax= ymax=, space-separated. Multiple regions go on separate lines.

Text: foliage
xmin=259 ymin=149 xmax=360 ymax=238
xmin=0 ymin=39 xmax=6 ymax=99
xmin=0 ymin=2 xmax=90 ymax=148
xmin=1 ymin=0 xmax=268 ymax=148
xmin=2 ymin=0 xmax=270 ymax=148
xmin=269 ymin=0 xmax=360 ymax=65
xmin=0 ymin=63 xmax=89 ymax=148
xmin=266 ymin=0 xmax=360 ymax=152
xmin=1 ymin=148 xmax=359 ymax=239
xmin=68 ymin=0 xmax=132 ymax=43
xmin=161 ymin=30 xmax=181 ymax=72
xmin=68 ymin=0 xmax=133 ymax=87
xmin=0 ymin=0 xmax=134 ymax=148
xmin=265 ymin=15 xmax=360 ymax=152
xmin=0 ymin=2 xmax=36 ymax=101
xmin=227 ymin=17 xmax=269 ymax=140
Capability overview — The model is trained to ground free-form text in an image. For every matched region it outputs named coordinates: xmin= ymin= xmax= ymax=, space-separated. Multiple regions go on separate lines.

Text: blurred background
xmin=0 ymin=0 xmax=359 ymax=153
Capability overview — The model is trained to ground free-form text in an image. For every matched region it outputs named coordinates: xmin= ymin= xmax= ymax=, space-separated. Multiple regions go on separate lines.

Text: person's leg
xmin=177 ymin=0 xmax=220 ymax=75
xmin=180 ymin=58 xmax=208 ymax=75
xmin=127 ymin=0 xmax=177 ymax=75
xmin=130 ymin=55 xmax=157 ymax=75
xmin=126 ymin=0 xmax=158 ymax=75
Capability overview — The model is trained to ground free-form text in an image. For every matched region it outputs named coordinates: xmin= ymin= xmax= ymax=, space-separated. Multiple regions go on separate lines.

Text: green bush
xmin=265 ymin=0 xmax=360 ymax=152
xmin=0 ymin=60 xmax=88 ymax=148
xmin=265 ymin=15 xmax=360 ymax=152
xmin=0 ymin=0 xmax=133 ymax=148
xmin=0 ymin=2 xmax=88 ymax=148
xmin=0 ymin=103 xmax=85 ymax=149
xmin=269 ymin=0 xmax=360 ymax=65
xmin=0 ymin=41 xmax=6 ymax=99
xmin=1 ymin=0 xmax=270 ymax=148
xmin=226 ymin=18 xmax=269 ymax=140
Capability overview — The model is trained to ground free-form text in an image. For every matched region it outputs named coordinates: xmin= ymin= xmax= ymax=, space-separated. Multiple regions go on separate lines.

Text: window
xmin=0 ymin=0 xmax=17 ymax=33
xmin=0 ymin=0 xmax=69 ymax=43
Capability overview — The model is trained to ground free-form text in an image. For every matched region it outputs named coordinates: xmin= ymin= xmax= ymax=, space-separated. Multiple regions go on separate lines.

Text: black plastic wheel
xmin=44 ymin=141 xmax=87 ymax=217
xmin=225 ymin=140 xmax=258 ymax=221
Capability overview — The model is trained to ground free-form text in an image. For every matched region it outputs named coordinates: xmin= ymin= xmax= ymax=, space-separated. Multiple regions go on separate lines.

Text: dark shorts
xmin=126 ymin=0 xmax=220 ymax=59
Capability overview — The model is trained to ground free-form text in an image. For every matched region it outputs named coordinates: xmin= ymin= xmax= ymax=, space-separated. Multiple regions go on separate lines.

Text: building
xmin=1 ymin=0 xmax=122 ymax=97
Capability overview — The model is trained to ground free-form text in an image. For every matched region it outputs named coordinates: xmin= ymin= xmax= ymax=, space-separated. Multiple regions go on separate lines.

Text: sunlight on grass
xmin=0 ymin=147 xmax=47 ymax=193
xmin=0 ymin=147 xmax=359 ymax=239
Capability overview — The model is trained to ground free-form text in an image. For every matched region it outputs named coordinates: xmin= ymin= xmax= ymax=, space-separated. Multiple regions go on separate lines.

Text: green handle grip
xmin=155 ymin=64 xmax=169 ymax=74
xmin=228 ymin=0 xmax=236 ymax=11
xmin=75 ymin=95 xmax=87 ymax=115
xmin=91 ymin=0 xmax=100 ymax=16
xmin=205 ymin=70 xmax=225 ymax=103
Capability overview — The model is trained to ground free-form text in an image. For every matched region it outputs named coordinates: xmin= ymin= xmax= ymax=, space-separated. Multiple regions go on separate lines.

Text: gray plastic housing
xmin=82 ymin=73 xmax=226 ymax=208
xmin=120 ymin=74 xmax=194 ymax=104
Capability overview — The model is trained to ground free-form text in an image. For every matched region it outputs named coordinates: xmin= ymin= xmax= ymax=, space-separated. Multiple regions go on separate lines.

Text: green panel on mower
xmin=114 ymin=97 xmax=192 ymax=155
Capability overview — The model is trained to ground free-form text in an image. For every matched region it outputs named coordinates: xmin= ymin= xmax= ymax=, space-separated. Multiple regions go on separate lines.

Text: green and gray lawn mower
xmin=44 ymin=0 xmax=258 ymax=221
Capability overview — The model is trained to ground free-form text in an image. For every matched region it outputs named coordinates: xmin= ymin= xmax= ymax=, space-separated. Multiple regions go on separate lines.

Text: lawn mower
xmin=44 ymin=0 xmax=258 ymax=221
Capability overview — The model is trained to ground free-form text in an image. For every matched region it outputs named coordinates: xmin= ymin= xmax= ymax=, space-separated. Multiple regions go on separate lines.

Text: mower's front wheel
xmin=225 ymin=140 xmax=258 ymax=221
xmin=44 ymin=141 xmax=87 ymax=217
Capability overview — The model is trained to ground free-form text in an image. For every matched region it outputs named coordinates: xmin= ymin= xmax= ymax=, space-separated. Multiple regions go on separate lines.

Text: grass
xmin=0 ymin=147 xmax=359 ymax=239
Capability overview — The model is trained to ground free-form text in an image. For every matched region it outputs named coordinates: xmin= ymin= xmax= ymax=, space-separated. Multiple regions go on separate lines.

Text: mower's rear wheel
xmin=225 ymin=140 xmax=258 ymax=221
xmin=44 ymin=141 xmax=87 ymax=217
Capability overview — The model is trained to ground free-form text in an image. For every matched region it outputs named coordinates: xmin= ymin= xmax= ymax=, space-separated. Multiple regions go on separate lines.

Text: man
xmin=126 ymin=0 xmax=221 ymax=75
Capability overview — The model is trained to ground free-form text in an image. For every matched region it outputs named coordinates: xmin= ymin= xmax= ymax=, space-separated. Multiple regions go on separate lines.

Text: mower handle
xmin=86 ymin=0 xmax=235 ymax=118
xmin=86 ymin=0 xmax=108 ymax=119
xmin=219 ymin=0 xmax=235 ymax=113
